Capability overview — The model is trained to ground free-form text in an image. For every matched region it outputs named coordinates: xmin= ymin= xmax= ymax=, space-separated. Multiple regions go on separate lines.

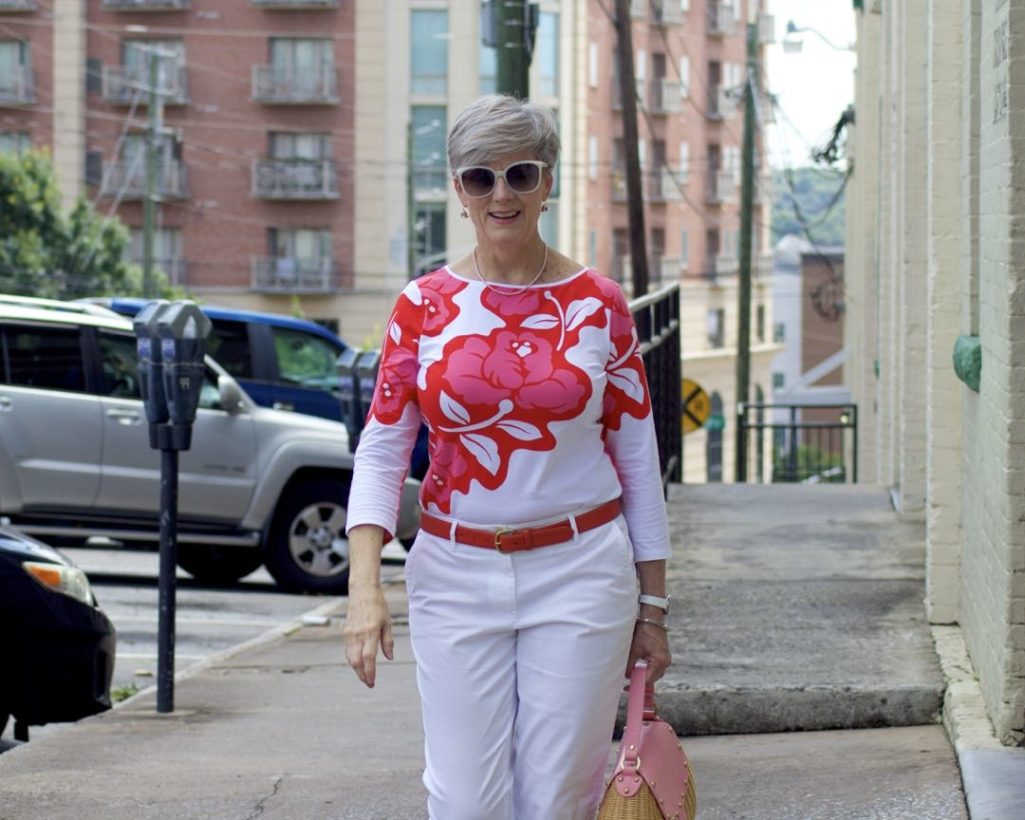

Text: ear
xmin=542 ymin=170 xmax=555 ymax=199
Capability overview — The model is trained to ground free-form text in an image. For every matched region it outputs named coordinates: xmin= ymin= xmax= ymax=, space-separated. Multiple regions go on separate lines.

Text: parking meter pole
xmin=156 ymin=446 xmax=178 ymax=714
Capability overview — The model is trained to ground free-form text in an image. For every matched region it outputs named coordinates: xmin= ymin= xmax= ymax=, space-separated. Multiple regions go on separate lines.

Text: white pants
xmin=405 ymin=515 xmax=639 ymax=820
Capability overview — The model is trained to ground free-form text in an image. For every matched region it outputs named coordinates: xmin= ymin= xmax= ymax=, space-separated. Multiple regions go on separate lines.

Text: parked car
xmin=0 ymin=527 xmax=116 ymax=739
xmin=88 ymin=297 xmax=431 ymax=479
xmin=0 ymin=296 xmax=421 ymax=594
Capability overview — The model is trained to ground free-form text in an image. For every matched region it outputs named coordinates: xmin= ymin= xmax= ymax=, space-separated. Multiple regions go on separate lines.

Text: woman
xmin=343 ymin=94 xmax=672 ymax=820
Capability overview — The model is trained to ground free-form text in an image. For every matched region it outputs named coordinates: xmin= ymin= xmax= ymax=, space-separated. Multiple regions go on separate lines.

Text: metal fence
xmin=629 ymin=283 xmax=682 ymax=488
xmin=736 ymin=402 xmax=858 ymax=484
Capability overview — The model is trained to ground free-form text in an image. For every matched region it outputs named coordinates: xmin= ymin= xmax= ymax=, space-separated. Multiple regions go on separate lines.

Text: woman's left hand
xmin=626 ymin=620 xmax=672 ymax=684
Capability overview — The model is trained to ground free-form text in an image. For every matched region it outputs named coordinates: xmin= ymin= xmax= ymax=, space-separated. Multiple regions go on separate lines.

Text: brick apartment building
xmin=1 ymin=0 xmax=777 ymax=478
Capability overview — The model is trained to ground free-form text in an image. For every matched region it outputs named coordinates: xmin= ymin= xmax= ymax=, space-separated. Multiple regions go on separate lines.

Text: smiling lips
xmin=490 ymin=209 xmax=520 ymax=222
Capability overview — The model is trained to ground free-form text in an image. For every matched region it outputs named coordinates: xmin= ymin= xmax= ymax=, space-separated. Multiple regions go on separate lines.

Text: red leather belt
xmin=418 ymin=498 xmax=622 ymax=554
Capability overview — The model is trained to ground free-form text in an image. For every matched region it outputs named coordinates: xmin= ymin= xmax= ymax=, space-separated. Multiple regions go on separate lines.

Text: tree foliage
xmin=771 ymin=166 xmax=848 ymax=247
xmin=0 ymin=150 xmax=180 ymax=299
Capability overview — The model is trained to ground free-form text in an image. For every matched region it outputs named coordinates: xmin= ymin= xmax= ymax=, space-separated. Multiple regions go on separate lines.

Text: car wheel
xmin=176 ymin=544 xmax=264 ymax=584
xmin=264 ymin=477 xmax=351 ymax=595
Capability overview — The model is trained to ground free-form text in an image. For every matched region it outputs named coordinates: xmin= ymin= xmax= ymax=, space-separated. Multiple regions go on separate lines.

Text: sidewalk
xmin=0 ymin=484 xmax=1016 ymax=818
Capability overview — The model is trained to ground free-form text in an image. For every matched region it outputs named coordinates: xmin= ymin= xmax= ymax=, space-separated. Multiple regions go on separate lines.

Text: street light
xmin=782 ymin=20 xmax=854 ymax=53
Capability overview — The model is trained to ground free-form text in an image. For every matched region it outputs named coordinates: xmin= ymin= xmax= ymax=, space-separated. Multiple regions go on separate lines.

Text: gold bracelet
xmin=636 ymin=617 xmax=670 ymax=632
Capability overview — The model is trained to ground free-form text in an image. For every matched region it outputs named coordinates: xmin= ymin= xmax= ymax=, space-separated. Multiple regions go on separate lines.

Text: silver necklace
xmin=472 ymin=243 xmax=549 ymax=295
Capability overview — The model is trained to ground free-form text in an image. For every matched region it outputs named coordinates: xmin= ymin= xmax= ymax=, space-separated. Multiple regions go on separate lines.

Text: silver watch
xmin=638 ymin=593 xmax=672 ymax=614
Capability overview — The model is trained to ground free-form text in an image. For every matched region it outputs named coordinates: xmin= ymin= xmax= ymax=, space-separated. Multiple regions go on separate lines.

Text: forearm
xmin=347 ymin=524 xmax=387 ymax=590
xmin=635 ymin=559 xmax=668 ymax=620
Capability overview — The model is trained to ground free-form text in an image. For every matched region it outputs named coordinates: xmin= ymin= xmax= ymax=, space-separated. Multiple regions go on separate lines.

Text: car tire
xmin=264 ymin=477 xmax=351 ymax=595
xmin=176 ymin=544 xmax=264 ymax=584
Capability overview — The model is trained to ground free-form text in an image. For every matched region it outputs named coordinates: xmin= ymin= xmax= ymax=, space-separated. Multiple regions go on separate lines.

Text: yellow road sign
xmin=682 ymin=378 xmax=711 ymax=435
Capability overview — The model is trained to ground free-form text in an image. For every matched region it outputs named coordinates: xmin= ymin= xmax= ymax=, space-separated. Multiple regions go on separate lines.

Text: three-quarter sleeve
xmin=346 ymin=286 xmax=424 ymax=540
xmin=601 ymin=287 xmax=672 ymax=561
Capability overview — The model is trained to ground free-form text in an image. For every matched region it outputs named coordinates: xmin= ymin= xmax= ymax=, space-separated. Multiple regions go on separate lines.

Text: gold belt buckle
xmin=494 ymin=527 xmax=512 ymax=553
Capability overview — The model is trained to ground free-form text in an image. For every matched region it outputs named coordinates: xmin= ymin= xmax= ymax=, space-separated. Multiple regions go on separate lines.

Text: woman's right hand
xmin=343 ymin=584 xmax=394 ymax=688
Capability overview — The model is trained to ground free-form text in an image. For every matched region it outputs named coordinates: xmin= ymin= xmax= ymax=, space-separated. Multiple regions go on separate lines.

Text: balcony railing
xmin=649 ymin=78 xmax=683 ymax=114
xmin=251 ymin=158 xmax=339 ymax=200
xmin=102 ymin=0 xmax=189 ymax=9
xmin=759 ymin=13 xmax=776 ymax=44
xmin=99 ymin=160 xmax=189 ymax=200
xmin=134 ymin=256 xmax=188 ymax=287
xmin=612 ymin=78 xmax=646 ymax=110
xmin=0 ymin=67 xmax=35 ymax=106
xmin=102 ymin=64 xmax=188 ymax=105
xmin=611 ymin=169 xmax=628 ymax=201
xmin=0 ymin=0 xmax=38 ymax=10
xmin=251 ymin=257 xmax=349 ymax=293
xmin=706 ymin=170 xmax=736 ymax=204
xmin=628 ymin=0 xmax=646 ymax=19
xmin=250 ymin=0 xmax=338 ymax=7
xmin=708 ymin=4 xmax=736 ymax=36
xmin=654 ymin=255 xmax=683 ymax=286
xmin=252 ymin=65 xmax=338 ymax=104
xmin=705 ymin=253 xmax=738 ymax=283
xmin=653 ymin=0 xmax=684 ymax=25
xmin=648 ymin=168 xmax=683 ymax=202
xmin=706 ymin=85 xmax=737 ymax=119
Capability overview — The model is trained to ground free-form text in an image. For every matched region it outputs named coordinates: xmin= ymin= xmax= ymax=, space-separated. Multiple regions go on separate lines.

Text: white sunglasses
xmin=455 ymin=161 xmax=548 ymax=197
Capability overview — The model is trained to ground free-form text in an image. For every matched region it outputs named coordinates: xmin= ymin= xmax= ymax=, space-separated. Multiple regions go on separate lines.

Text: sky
xmin=764 ymin=0 xmax=858 ymax=169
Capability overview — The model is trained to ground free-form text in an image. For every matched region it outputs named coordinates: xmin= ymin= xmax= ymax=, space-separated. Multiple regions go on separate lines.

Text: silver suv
xmin=0 ymin=296 xmax=419 ymax=595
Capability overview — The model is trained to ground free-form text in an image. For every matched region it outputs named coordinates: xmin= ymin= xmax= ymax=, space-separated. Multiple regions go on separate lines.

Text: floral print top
xmin=347 ymin=266 xmax=671 ymax=561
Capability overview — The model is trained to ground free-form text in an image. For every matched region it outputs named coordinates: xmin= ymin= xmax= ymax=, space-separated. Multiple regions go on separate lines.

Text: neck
xmin=475 ymin=239 xmax=548 ymax=286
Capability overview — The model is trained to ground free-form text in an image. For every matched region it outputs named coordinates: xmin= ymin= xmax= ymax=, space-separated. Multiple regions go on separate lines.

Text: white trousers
xmin=405 ymin=515 xmax=639 ymax=820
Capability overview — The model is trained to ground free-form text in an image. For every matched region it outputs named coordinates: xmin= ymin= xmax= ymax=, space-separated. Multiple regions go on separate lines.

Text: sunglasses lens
xmin=460 ymin=167 xmax=496 ymax=196
xmin=506 ymin=162 xmax=541 ymax=193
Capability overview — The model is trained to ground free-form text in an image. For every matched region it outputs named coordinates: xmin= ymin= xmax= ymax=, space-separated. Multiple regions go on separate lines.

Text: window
xmin=269 ymin=132 xmax=331 ymax=160
xmin=680 ymin=229 xmax=689 ymax=268
xmin=678 ymin=140 xmax=690 ymax=181
xmin=772 ymin=371 xmax=785 ymax=389
xmin=707 ymin=308 xmax=725 ymax=348
xmin=756 ymin=304 xmax=765 ymax=342
xmin=268 ymin=228 xmax=332 ymax=285
xmin=271 ymin=327 xmax=341 ymax=394
xmin=539 ymin=201 xmax=558 ymax=248
xmin=411 ymin=106 xmax=447 ymax=194
xmin=479 ymin=40 xmax=496 ymax=94
xmin=588 ymin=42 xmax=599 ymax=88
xmin=411 ymin=10 xmax=447 ymax=96
xmin=706 ymin=391 xmax=723 ymax=482
xmin=123 ymin=39 xmax=184 ymax=78
xmin=588 ymin=230 xmax=597 ymax=268
xmin=3 ymin=325 xmax=85 ymax=393
xmin=679 ymin=55 xmax=690 ymax=97
xmin=537 ymin=11 xmax=559 ymax=97
xmin=0 ymin=40 xmax=30 ymax=102
xmin=206 ymin=321 xmax=253 ymax=379
xmin=129 ymin=228 xmax=182 ymax=278
xmin=588 ymin=135 xmax=599 ymax=180
xmin=97 ymin=332 xmax=140 ymax=399
xmin=773 ymin=321 xmax=785 ymax=343
xmin=269 ymin=38 xmax=334 ymax=98
xmin=413 ymin=202 xmax=446 ymax=276
xmin=0 ymin=132 xmax=29 ymax=155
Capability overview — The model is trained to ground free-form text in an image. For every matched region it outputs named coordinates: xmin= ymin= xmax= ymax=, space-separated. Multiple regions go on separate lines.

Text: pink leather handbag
xmin=597 ymin=662 xmax=697 ymax=820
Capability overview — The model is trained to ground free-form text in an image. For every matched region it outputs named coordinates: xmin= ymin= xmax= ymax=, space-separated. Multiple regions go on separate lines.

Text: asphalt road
xmin=1 ymin=541 xmax=407 ymax=750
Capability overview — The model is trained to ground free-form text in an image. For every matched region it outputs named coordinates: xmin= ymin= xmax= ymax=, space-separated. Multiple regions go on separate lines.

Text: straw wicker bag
xmin=597 ymin=662 xmax=697 ymax=820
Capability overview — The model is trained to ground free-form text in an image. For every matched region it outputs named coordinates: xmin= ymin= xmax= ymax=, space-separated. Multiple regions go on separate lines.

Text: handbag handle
xmin=619 ymin=661 xmax=656 ymax=773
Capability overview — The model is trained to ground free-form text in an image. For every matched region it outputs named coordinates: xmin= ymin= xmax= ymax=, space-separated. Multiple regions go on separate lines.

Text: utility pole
xmin=142 ymin=49 xmax=166 ymax=300
xmin=483 ymin=0 xmax=538 ymax=99
xmin=614 ymin=0 xmax=649 ymax=299
xmin=734 ymin=20 xmax=758 ymax=482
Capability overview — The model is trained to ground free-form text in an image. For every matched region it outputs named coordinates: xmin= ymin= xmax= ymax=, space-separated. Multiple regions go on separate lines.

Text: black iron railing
xmin=629 ymin=283 xmax=682 ymax=488
xmin=737 ymin=402 xmax=858 ymax=484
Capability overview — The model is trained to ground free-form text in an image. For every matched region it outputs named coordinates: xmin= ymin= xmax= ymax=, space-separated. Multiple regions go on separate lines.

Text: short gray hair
xmin=447 ymin=95 xmax=560 ymax=172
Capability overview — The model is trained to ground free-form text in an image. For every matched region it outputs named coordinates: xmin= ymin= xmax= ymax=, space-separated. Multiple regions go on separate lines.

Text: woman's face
xmin=454 ymin=151 xmax=554 ymax=251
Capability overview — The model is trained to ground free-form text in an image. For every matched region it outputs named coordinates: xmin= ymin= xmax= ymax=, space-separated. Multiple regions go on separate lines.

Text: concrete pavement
xmin=0 ymin=484 xmax=1019 ymax=818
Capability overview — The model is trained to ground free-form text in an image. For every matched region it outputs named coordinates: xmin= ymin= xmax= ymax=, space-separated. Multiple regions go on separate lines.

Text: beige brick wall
xmin=924 ymin=0 xmax=964 ymax=624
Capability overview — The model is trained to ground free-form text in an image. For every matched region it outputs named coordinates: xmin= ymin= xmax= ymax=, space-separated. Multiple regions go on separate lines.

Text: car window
xmin=198 ymin=369 xmax=224 ymax=411
xmin=2 ymin=325 xmax=86 ymax=393
xmin=207 ymin=321 xmax=252 ymax=379
xmin=271 ymin=327 xmax=341 ymax=394
xmin=97 ymin=332 xmax=141 ymax=399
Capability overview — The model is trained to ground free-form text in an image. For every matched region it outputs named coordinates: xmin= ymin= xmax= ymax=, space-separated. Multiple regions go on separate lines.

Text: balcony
xmin=252 ymin=158 xmax=339 ymax=200
xmin=706 ymin=85 xmax=736 ymax=119
xmin=759 ymin=13 xmax=776 ymax=44
xmin=101 ymin=0 xmax=189 ymax=9
xmin=612 ymin=78 xmax=646 ymax=110
xmin=0 ymin=0 xmax=38 ymax=10
xmin=653 ymin=0 xmax=684 ymax=25
xmin=705 ymin=253 xmax=739 ymax=284
xmin=647 ymin=168 xmax=683 ymax=202
xmin=251 ymin=257 xmax=348 ymax=294
xmin=611 ymin=169 xmax=627 ymax=202
xmin=654 ymin=255 xmax=684 ymax=286
xmin=706 ymin=170 xmax=736 ymax=205
xmin=102 ymin=64 xmax=188 ymax=105
xmin=708 ymin=4 xmax=736 ymax=37
xmin=99 ymin=160 xmax=189 ymax=200
xmin=755 ymin=172 xmax=773 ymax=204
xmin=250 ymin=0 xmax=338 ymax=6
xmin=649 ymin=78 xmax=684 ymax=114
xmin=0 ymin=67 xmax=35 ymax=107
xmin=134 ymin=256 xmax=188 ymax=287
xmin=252 ymin=65 xmax=338 ymax=104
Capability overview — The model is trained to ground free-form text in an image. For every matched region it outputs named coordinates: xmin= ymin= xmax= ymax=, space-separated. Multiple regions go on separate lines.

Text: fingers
xmin=381 ymin=619 xmax=395 ymax=661
xmin=628 ymin=622 xmax=673 ymax=684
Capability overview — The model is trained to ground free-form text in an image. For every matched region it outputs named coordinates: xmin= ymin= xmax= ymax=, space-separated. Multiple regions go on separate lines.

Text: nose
xmin=491 ymin=175 xmax=514 ymax=200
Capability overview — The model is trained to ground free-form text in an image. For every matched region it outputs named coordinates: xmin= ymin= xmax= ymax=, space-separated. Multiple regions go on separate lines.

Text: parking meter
xmin=133 ymin=300 xmax=171 ymax=447
xmin=336 ymin=347 xmax=361 ymax=453
xmin=355 ymin=350 xmax=381 ymax=446
xmin=155 ymin=301 xmax=212 ymax=451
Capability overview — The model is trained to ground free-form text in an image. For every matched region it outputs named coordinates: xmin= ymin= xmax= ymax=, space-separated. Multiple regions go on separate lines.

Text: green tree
xmin=771 ymin=166 xmax=848 ymax=247
xmin=0 ymin=149 xmax=180 ymax=299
